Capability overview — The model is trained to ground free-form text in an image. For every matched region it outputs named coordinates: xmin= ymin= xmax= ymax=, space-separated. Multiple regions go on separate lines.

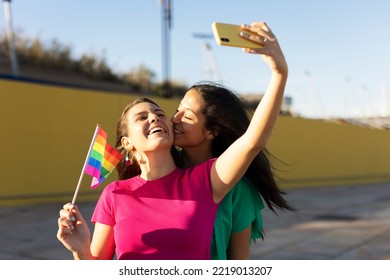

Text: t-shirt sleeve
xmin=91 ymin=183 xmax=116 ymax=226
xmin=231 ymin=177 xmax=264 ymax=239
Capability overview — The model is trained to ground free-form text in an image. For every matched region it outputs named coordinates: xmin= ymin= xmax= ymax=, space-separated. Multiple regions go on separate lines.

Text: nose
xmin=171 ymin=111 xmax=182 ymax=124
xmin=150 ymin=113 xmax=160 ymax=123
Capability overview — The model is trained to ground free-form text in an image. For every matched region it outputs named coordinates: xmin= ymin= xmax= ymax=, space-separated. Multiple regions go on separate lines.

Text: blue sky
xmin=2 ymin=0 xmax=390 ymax=119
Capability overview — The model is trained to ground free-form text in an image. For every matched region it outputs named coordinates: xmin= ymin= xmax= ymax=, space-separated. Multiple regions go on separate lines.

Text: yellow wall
xmin=268 ymin=116 xmax=390 ymax=188
xmin=1 ymin=78 xmax=390 ymax=207
xmin=0 ymin=79 xmax=178 ymax=207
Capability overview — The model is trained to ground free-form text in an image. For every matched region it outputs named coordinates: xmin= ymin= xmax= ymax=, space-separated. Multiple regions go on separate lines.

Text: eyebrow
xmin=132 ymin=108 xmax=166 ymax=120
xmin=179 ymin=102 xmax=196 ymax=114
xmin=153 ymin=108 xmax=166 ymax=115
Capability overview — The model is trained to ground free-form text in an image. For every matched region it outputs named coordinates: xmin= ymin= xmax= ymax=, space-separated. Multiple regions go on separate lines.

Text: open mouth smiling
xmin=148 ymin=126 xmax=166 ymax=135
xmin=172 ymin=124 xmax=183 ymax=135
xmin=173 ymin=128 xmax=183 ymax=135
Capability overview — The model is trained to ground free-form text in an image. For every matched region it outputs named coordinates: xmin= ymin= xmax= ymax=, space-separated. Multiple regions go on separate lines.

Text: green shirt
xmin=210 ymin=177 xmax=264 ymax=260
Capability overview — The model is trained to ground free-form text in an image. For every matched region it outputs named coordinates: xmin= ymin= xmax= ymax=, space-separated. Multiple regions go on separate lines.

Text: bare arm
xmin=89 ymin=223 xmax=116 ymax=260
xmin=212 ymin=22 xmax=288 ymax=202
xmin=227 ymin=226 xmax=252 ymax=259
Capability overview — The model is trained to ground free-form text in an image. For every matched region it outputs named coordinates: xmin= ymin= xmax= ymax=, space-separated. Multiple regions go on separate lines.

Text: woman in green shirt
xmin=171 ymin=81 xmax=294 ymax=259
xmin=171 ymin=21 xmax=294 ymax=259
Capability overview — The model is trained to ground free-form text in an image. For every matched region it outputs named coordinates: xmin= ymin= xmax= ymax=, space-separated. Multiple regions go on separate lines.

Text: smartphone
xmin=212 ymin=22 xmax=261 ymax=48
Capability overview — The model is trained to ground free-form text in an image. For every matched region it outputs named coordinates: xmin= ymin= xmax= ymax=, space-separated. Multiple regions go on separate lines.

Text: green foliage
xmin=0 ymin=32 xmax=188 ymax=96
xmin=122 ymin=64 xmax=156 ymax=93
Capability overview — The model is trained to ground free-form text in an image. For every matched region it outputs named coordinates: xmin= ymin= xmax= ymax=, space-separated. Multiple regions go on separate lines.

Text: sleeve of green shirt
xmin=231 ymin=177 xmax=264 ymax=240
xmin=211 ymin=177 xmax=265 ymax=259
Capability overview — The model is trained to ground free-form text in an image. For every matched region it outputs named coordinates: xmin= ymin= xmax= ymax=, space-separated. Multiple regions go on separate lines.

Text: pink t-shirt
xmin=91 ymin=159 xmax=218 ymax=260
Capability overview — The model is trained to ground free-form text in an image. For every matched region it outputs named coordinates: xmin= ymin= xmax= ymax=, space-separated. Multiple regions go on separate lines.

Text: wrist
xmin=72 ymin=247 xmax=94 ymax=260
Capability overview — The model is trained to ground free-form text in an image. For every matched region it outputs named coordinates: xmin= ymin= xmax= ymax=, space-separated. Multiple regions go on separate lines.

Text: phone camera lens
xmin=221 ymin=38 xmax=230 ymax=42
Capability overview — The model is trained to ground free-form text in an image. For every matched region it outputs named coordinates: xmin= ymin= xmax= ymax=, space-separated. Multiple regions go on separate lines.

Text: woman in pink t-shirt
xmin=57 ymin=22 xmax=288 ymax=260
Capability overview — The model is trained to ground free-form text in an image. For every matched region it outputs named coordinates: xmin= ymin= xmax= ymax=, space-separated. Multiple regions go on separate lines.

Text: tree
xmin=122 ymin=64 xmax=156 ymax=93
xmin=0 ymin=31 xmax=188 ymax=95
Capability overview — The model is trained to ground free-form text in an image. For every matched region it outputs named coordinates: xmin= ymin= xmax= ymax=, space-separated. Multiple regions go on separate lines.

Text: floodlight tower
xmin=3 ymin=0 xmax=19 ymax=77
xmin=159 ymin=0 xmax=172 ymax=96
xmin=193 ymin=33 xmax=221 ymax=81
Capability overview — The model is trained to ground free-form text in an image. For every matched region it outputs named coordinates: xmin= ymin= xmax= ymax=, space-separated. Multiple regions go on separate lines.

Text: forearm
xmin=72 ymin=246 xmax=97 ymax=260
xmin=211 ymin=22 xmax=288 ymax=202
xmin=247 ymin=68 xmax=288 ymax=150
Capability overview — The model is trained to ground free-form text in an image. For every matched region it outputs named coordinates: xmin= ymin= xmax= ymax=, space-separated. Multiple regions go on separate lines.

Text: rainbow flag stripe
xmin=84 ymin=127 xmax=122 ymax=188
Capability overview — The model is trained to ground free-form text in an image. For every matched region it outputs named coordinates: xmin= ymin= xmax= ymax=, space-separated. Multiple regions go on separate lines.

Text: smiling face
xmin=121 ymin=101 xmax=173 ymax=154
xmin=171 ymin=88 xmax=214 ymax=149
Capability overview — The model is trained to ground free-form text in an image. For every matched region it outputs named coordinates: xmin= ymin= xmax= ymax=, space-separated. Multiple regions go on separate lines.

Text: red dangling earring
xmin=125 ymin=153 xmax=132 ymax=166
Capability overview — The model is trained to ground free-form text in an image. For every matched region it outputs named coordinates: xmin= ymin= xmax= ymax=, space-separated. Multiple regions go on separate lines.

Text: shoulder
xmin=232 ymin=177 xmax=260 ymax=197
xmin=103 ymin=179 xmax=129 ymax=192
xmin=186 ymin=158 xmax=216 ymax=174
xmin=230 ymin=177 xmax=264 ymax=210
xmin=99 ymin=178 xmax=136 ymax=198
xmin=180 ymin=159 xmax=217 ymax=203
xmin=181 ymin=159 xmax=216 ymax=183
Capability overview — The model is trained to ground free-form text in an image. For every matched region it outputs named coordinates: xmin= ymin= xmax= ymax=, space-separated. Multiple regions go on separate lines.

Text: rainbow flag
xmin=84 ymin=126 xmax=122 ymax=188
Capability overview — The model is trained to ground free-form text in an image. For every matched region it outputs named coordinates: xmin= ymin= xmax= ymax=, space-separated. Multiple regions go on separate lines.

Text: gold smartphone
xmin=212 ymin=22 xmax=261 ymax=48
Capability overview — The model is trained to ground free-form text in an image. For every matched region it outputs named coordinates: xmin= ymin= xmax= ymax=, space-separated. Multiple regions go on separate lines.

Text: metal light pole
xmin=3 ymin=0 xmax=19 ymax=77
xmin=159 ymin=0 xmax=172 ymax=96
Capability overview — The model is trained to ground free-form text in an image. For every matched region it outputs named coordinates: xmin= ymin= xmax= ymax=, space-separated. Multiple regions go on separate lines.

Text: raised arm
xmin=211 ymin=22 xmax=288 ymax=203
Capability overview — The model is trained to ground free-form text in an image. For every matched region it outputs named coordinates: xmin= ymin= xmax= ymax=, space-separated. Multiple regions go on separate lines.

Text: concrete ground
xmin=0 ymin=182 xmax=389 ymax=260
xmin=250 ymin=182 xmax=390 ymax=260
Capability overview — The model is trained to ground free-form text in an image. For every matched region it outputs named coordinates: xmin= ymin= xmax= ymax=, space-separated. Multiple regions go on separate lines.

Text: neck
xmin=138 ymin=150 xmax=176 ymax=180
xmin=181 ymin=145 xmax=213 ymax=168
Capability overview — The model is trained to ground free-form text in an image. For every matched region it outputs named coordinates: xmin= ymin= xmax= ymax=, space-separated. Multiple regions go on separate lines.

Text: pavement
xmin=0 ymin=182 xmax=389 ymax=260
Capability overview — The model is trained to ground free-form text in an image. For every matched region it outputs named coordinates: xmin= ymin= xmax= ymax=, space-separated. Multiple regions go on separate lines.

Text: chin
xmin=173 ymin=137 xmax=185 ymax=147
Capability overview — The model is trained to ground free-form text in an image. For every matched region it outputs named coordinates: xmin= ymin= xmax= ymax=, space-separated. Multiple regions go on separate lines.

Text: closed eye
xmin=136 ymin=116 xmax=147 ymax=121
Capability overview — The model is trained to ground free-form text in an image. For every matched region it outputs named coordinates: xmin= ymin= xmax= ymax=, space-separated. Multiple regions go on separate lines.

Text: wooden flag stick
xmin=71 ymin=124 xmax=100 ymax=205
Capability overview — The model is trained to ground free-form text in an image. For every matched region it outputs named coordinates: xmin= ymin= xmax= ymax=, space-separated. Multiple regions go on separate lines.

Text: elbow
xmin=249 ymin=138 xmax=268 ymax=154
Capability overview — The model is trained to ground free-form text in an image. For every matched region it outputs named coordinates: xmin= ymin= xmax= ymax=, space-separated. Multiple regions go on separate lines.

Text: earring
xmin=125 ymin=153 xmax=132 ymax=166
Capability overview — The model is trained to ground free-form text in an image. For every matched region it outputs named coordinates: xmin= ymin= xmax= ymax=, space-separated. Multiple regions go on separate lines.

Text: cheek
xmin=131 ymin=125 xmax=143 ymax=134
xmin=128 ymin=126 xmax=145 ymax=143
xmin=184 ymin=123 xmax=207 ymax=141
xmin=182 ymin=122 xmax=197 ymax=135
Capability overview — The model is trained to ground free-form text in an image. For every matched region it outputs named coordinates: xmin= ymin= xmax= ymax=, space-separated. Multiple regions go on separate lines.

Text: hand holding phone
xmin=212 ymin=22 xmax=261 ymax=48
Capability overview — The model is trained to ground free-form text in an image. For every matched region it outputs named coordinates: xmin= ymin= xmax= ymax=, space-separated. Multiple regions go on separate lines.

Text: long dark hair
xmin=115 ymin=97 xmax=161 ymax=180
xmin=188 ymin=82 xmax=294 ymax=212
